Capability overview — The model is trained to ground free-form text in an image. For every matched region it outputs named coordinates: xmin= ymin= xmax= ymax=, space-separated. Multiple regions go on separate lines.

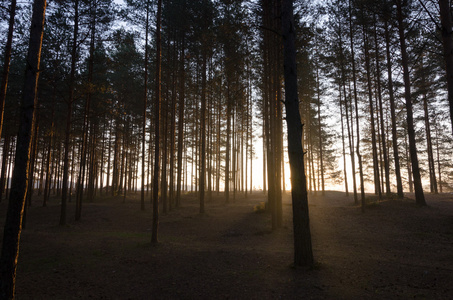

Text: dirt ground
xmin=1 ymin=190 xmax=453 ymax=299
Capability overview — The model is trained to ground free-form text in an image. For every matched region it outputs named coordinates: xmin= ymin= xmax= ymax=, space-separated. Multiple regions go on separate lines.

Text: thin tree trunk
xmin=225 ymin=83 xmax=231 ymax=203
xmin=141 ymin=0 xmax=150 ymax=211
xmin=76 ymin=0 xmax=96 ymax=220
xmin=176 ymin=36 xmax=185 ymax=208
xmin=315 ymin=63 xmax=324 ymax=195
xmin=161 ymin=97 xmax=168 ymax=214
xmin=339 ymin=85 xmax=349 ymax=196
xmin=384 ymin=17 xmax=404 ymax=198
xmin=200 ymin=49 xmax=207 ymax=213
xmin=363 ymin=26 xmax=381 ymax=198
xmin=348 ymin=0 xmax=365 ymax=207
xmin=37 ymin=144 xmax=45 ymax=197
xmin=374 ymin=18 xmax=391 ymax=196
xmin=25 ymin=110 xmax=40 ymax=212
xmin=152 ymin=0 xmax=162 ymax=244
xmin=169 ymin=40 xmax=177 ymax=211
xmin=60 ymin=0 xmax=78 ymax=226
xmin=434 ymin=120 xmax=443 ymax=193
xmin=420 ymin=56 xmax=438 ymax=194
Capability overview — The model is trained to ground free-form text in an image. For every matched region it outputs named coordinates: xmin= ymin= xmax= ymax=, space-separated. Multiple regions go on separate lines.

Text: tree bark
xmin=384 ymin=17 xmax=404 ymax=198
xmin=0 ymin=0 xmax=17 ymax=142
xmin=348 ymin=0 xmax=365 ymax=207
xmin=374 ymin=18 xmax=391 ymax=196
xmin=176 ymin=35 xmax=185 ymax=208
xmin=60 ymin=0 xmax=79 ymax=225
xmin=152 ymin=0 xmax=162 ymax=244
xmin=363 ymin=26 xmax=381 ymax=198
xmin=396 ymin=0 xmax=426 ymax=206
xmin=0 ymin=0 xmax=47 ymax=297
xmin=199 ymin=52 xmax=207 ymax=213
xmin=281 ymin=0 xmax=314 ymax=267
xmin=141 ymin=0 xmax=150 ymax=211
xmin=439 ymin=0 xmax=453 ymax=136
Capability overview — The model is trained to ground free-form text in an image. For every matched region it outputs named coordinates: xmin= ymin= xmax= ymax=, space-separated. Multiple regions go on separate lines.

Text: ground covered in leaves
xmin=1 ymin=190 xmax=453 ymax=299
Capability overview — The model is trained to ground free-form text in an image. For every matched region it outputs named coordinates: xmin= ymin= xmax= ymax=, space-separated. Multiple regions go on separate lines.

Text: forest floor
xmin=1 ymin=190 xmax=453 ymax=299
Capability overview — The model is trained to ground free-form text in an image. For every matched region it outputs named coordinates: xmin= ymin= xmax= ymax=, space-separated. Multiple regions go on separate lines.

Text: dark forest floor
xmin=1 ymin=190 xmax=453 ymax=299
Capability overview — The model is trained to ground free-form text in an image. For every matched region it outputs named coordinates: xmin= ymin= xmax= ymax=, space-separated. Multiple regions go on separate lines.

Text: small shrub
xmin=254 ymin=201 xmax=266 ymax=213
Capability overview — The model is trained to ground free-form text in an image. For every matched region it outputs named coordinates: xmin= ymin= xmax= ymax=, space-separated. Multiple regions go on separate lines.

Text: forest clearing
xmin=1 ymin=191 xmax=452 ymax=299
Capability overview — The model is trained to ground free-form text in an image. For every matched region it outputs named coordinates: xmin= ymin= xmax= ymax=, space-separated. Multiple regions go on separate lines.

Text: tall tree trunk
xmin=316 ymin=67 xmax=324 ymax=195
xmin=169 ymin=37 xmax=177 ymax=211
xmin=152 ymin=0 xmax=162 ymax=244
xmin=336 ymin=13 xmax=356 ymax=200
xmin=396 ymin=0 xmax=426 ymax=206
xmin=216 ymin=79 xmax=221 ymax=195
xmin=60 ymin=0 xmax=78 ymax=225
xmin=339 ymin=86 xmax=349 ymax=196
xmin=348 ymin=0 xmax=365 ymax=207
xmin=421 ymin=70 xmax=438 ymax=194
xmin=43 ymin=87 xmax=56 ymax=207
xmin=199 ymin=49 xmax=207 ymax=214
xmin=141 ymin=0 xmax=150 ymax=211
xmin=76 ymin=0 xmax=96 ymax=220
xmin=0 ymin=0 xmax=17 ymax=141
xmin=363 ymin=26 xmax=381 ymax=198
xmin=374 ymin=18 xmax=391 ymax=196
xmin=161 ymin=98 xmax=168 ymax=214
xmin=384 ymin=17 xmax=404 ymax=198
xmin=25 ymin=110 xmax=40 ymax=213
xmin=439 ymin=0 xmax=453 ymax=136
xmin=0 ymin=0 xmax=47 ymax=297
xmin=37 ymin=145 xmax=44 ymax=197
xmin=281 ymin=0 xmax=313 ymax=267
xmin=225 ymin=83 xmax=231 ymax=203
xmin=176 ymin=35 xmax=185 ymax=208
xmin=434 ymin=120 xmax=443 ymax=193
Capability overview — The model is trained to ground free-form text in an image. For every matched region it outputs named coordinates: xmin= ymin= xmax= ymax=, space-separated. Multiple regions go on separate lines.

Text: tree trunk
xmin=281 ymin=0 xmax=314 ymax=267
xmin=199 ymin=49 xmax=207 ymax=214
xmin=339 ymin=85 xmax=349 ymax=196
xmin=225 ymin=83 xmax=231 ymax=203
xmin=416 ymin=55 xmax=438 ymax=194
xmin=0 ymin=0 xmax=47 ymax=297
xmin=348 ymin=0 xmax=365 ymax=207
xmin=76 ymin=0 xmax=96 ymax=220
xmin=0 ymin=0 xmax=17 ymax=141
xmin=169 ymin=44 xmax=177 ymax=210
xmin=152 ymin=0 xmax=162 ymax=244
xmin=396 ymin=0 xmax=426 ymax=206
xmin=439 ymin=0 xmax=453 ymax=136
xmin=374 ymin=18 xmax=391 ymax=196
xmin=176 ymin=35 xmax=185 ymax=208
xmin=363 ymin=26 xmax=381 ymax=198
xmin=60 ymin=0 xmax=78 ymax=225
xmin=384 ymin=17 xmax=404 ymax=198
xmin=141 ymin=0 xmax=150 ymax=211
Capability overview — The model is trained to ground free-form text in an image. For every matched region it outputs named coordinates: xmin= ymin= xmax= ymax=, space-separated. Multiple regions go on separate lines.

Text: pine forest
xmin=1 ymin=0 xmax=453 ymax=298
